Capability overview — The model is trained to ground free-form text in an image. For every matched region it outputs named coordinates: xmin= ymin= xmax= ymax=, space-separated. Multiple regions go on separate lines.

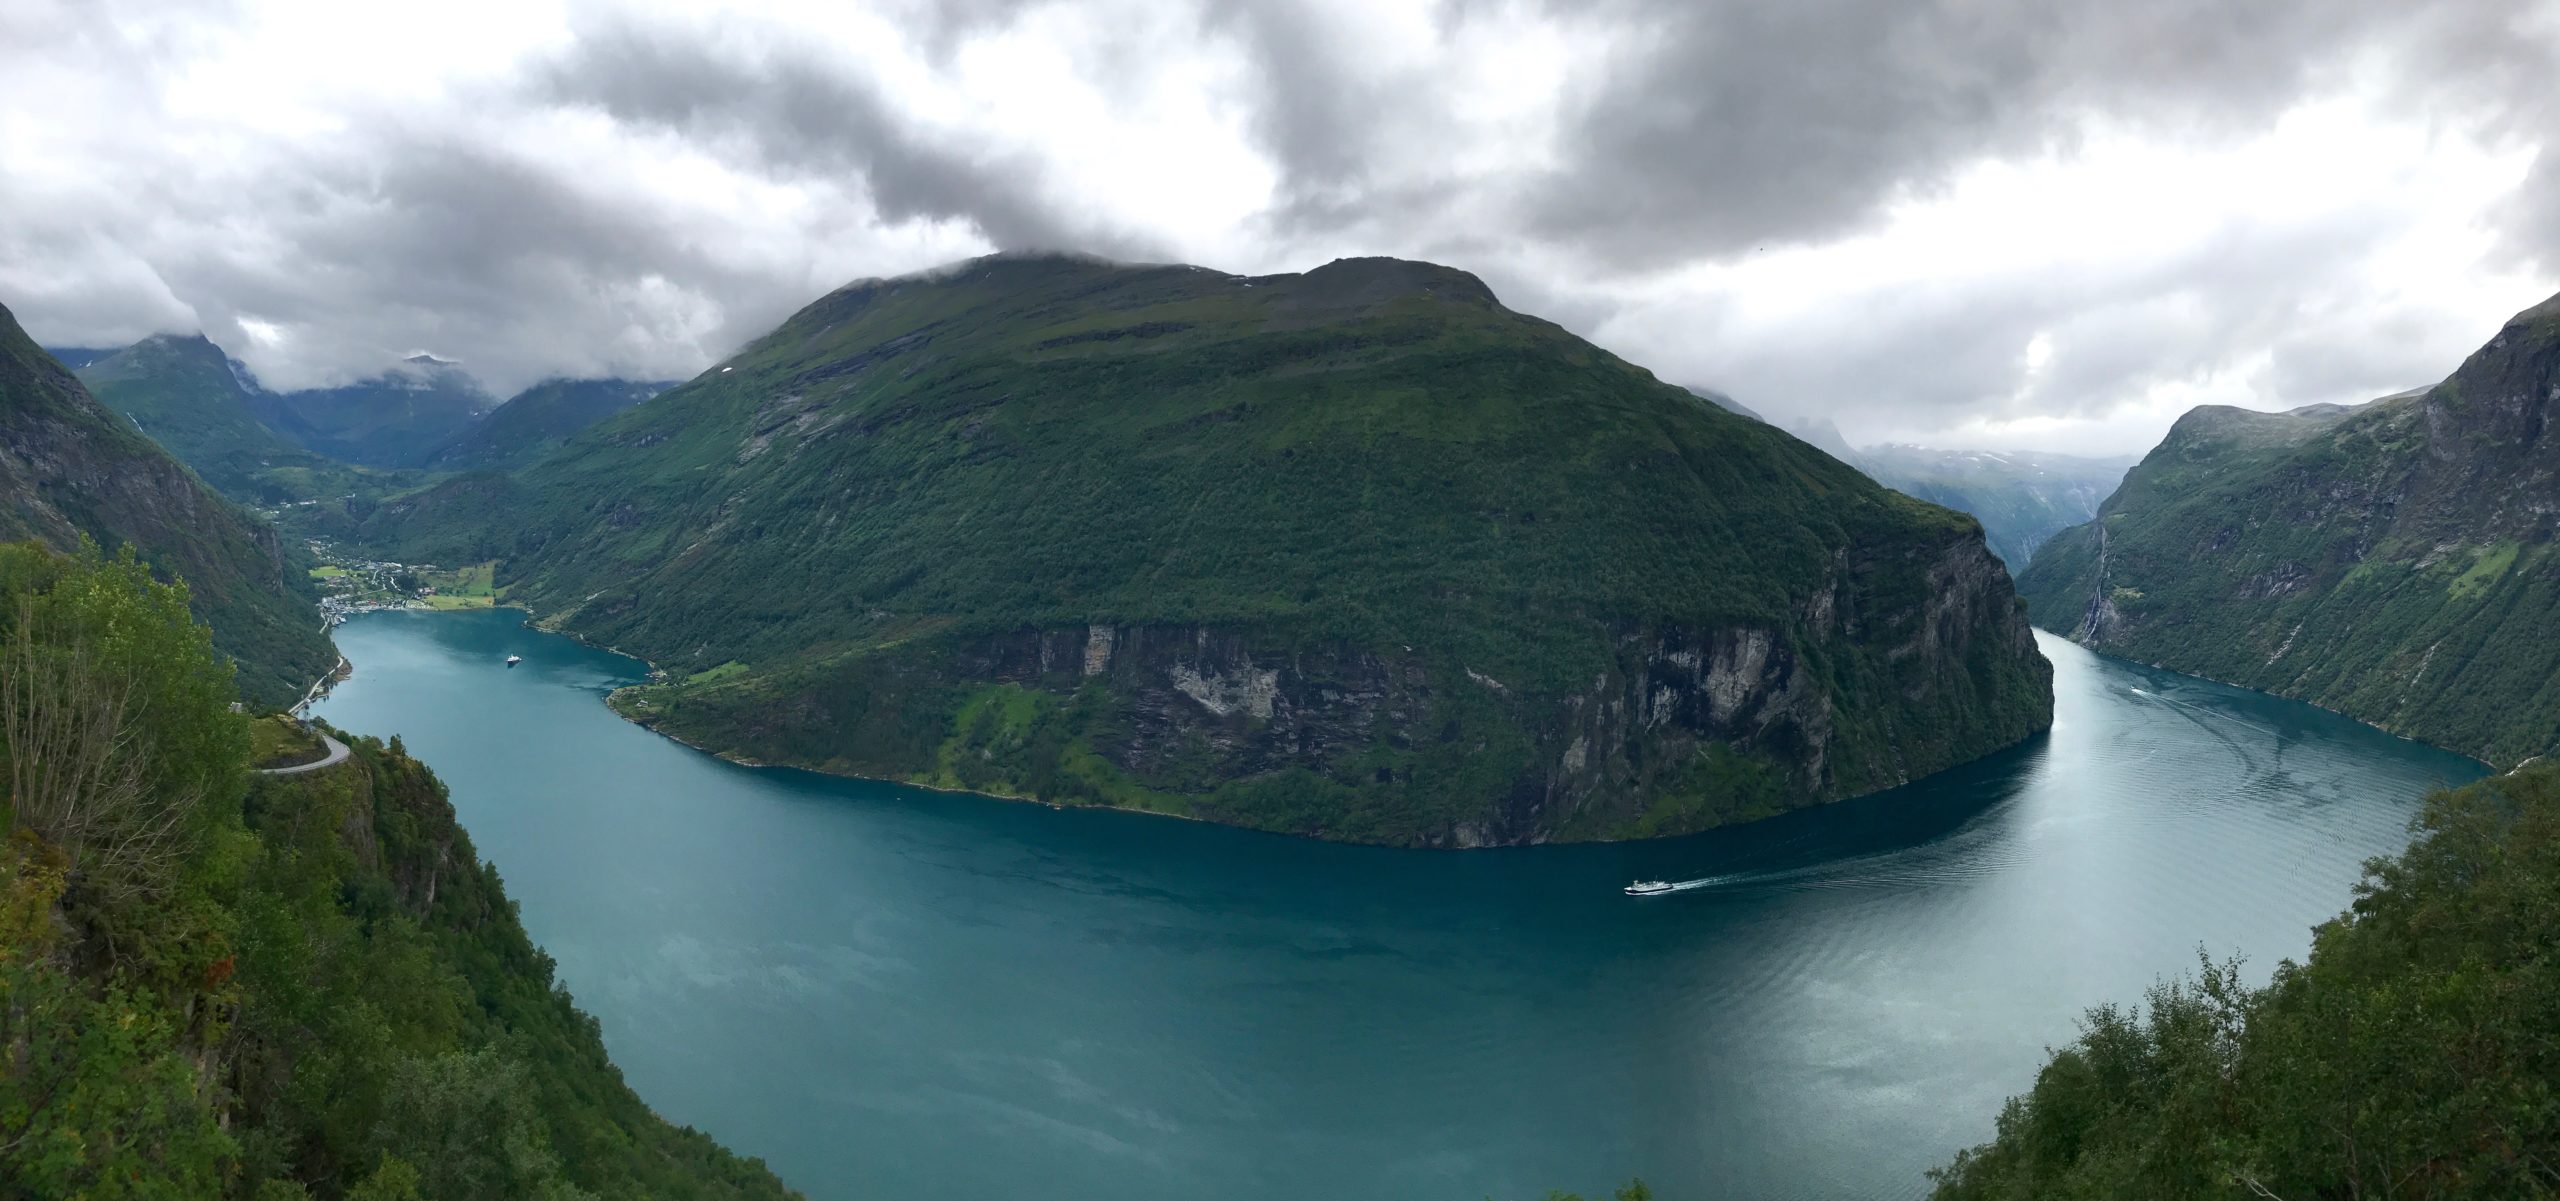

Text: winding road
xmin=258 ymin=731 xmax=350 ymax=775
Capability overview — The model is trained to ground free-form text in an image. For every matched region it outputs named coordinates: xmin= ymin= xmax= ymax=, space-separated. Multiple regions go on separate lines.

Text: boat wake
xmin=2127 ymin=686 xmax=2276 ymax=737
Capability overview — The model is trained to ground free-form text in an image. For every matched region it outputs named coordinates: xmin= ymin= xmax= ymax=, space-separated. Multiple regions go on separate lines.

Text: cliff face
xmin=619 ymin=524 xmax=2043 ymax=846
xmin=2017 ymin=292 xmax=2560 ymax=766
xmin=366 ymin=252 xmax=2050 ymax=845
xmin=0 ymin=302 xmax=334 ymax=706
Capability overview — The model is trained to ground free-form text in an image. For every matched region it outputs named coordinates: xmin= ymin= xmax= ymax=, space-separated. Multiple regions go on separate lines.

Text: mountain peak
xmin=1277 ymin=256 xmax=1500 ymax=309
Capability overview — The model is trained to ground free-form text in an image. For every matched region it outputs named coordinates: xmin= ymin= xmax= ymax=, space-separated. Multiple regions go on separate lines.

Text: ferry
xmin=1624 ymin=879 xmax=1675 ymax=897
xmin=505 ymin=654 xmax=522 ymax=667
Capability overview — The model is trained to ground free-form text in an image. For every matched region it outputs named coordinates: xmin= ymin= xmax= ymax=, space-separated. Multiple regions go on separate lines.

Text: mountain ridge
xmin=330 ymin=251 xmax=2052 ymax=846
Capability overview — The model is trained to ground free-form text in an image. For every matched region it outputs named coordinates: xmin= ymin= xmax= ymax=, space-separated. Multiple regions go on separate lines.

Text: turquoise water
xmin=311 ymin=612 xmax=2485 ymax=1200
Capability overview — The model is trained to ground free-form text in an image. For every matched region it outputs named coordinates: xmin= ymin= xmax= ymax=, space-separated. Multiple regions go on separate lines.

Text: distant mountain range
xmin=1849 ymin=444 xmax=2136 ymax=568
xmin=1680 ymin=391 xmax=2134 ymax=568
xmin=326 ymin=252 xmax=2053 ymax=846
xmin=244 ymin=353 xmax=498 ymax=468
xmin=2018 ymin=291 xmax=2560 ymax=767
xmin=65 ymin=333 xmax=668 ymax=500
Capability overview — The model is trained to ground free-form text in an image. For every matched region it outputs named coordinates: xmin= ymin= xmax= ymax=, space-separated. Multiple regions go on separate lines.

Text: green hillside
xmin=1931 ymin=758 xmax=2560 ymax=1199
xmin=76 ymin=333 xmax=378 ymax=504
xmin=342 ymin=253 xmax=2051 ymax=846
xmin=2016 ymin=293 xmax=2560 ymax=766
xmin=0 ymin=302 xmax=334 ymax=707
xmin=0 ymin=541 xmax=796 ymax=1199
xmin=425 ymin=377 xmax=667 ymax=471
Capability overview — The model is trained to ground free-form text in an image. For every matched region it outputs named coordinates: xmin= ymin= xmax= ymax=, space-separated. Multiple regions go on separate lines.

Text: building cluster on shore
xmin=305 ymin=540 xmax=446 ymax=626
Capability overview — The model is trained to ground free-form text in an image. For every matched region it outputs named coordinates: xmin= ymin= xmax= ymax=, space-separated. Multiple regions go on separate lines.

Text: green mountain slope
xmin=0 ymin=302 xmax=333 ymax=706
xmin=253 ymin=354 xmax=496 ymax=468
xmin=425 ymin=377 xmax=667 ymax=471
xmin=76 ymin=333 xmax=356 ymax=503
xmin=0 ymin=542 xmax=796 ymax=1199
xmin=1932 ymin=758 xmax=2560 ymax=1199
xmin=347 ymin=253 xmax=2052 ymax=846
xmin=1854 ymin=445 xmax=2135 ymax=568
xmin=2016 ymin=292 xmax=2560 ymax=767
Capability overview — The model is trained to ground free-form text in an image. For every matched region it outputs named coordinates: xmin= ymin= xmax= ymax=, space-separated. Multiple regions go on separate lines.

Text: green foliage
xmin=359 ymin=254 xmax=2050 ymax=842
xmin=1930 ymin=761 xmax=2560 ymax=1199
xmin=0 ymin=959 xmax=236 ymax=1200
xmin=249 ymin=715 xmax=326 ymax=769
xmin=0 ymin=542 xmax=798 ymax=1199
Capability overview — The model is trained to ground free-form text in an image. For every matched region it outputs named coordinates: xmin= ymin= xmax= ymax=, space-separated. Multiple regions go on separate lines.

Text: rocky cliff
xmin=2017 ymin=292 xmax=2560 ymax=765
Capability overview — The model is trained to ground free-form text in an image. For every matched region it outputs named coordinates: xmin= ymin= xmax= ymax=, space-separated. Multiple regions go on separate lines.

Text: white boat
xmin=1624 ymin=879 xmax=1674 ymax=896
xmin=505 ymin=654 xmax=522 ymax=667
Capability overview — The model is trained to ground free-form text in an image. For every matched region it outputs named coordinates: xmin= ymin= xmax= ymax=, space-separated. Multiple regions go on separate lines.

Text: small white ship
xmin=505 ymin=654 xmax=522 ymax=667
xmin=1624 ymin=879 xmax=1674 ymax=897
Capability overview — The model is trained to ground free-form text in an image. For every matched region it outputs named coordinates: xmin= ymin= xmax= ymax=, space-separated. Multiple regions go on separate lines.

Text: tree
xmin=0 ymin=542 xmax=245 ymax=961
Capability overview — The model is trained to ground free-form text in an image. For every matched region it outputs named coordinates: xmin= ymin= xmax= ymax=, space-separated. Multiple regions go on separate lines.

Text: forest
xmin=0 ymin=542 xmax=794 ymax=1199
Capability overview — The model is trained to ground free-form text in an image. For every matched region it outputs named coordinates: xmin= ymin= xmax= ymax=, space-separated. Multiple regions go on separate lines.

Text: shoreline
xmin=331 ymin=604 xmax=2056 ymax=849
xmin=2034 ymin=626 xmax=2498 ymax=774
xmin=340 ymin=608 xmax=2443 ymax=852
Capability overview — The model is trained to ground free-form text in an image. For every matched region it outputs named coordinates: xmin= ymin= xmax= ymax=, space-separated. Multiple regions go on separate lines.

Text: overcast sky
xmin=4 ymin=0 xmax=2557 ymax=454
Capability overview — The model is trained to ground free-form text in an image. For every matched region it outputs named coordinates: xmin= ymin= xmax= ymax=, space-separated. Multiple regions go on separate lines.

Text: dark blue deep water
xmin=312 ymin=613 xmax=2485 ymax=1201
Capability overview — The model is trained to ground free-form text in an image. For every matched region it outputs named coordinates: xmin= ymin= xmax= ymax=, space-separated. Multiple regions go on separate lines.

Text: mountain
xmin=75 ymin=333 xmax=352 ymax=502
xmin=2016 ymin=292 xmax=2560 ymax=766
xmin=253 ymin=353 xmax=497 ymax=467
xmin=1852 ymin=445 xmax=2135 ymax=567
xmin=0 ymin=301 xmax=334 ymax=706
xmin=342 ymin=253 xmax=2051 ymax=846
xmin=425 ymin=376 xmax=669 ymax=471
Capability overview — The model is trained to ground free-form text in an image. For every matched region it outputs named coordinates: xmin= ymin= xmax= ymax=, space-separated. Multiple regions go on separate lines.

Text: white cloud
xmin=0 ymin=0 xmax=2554 ymax=455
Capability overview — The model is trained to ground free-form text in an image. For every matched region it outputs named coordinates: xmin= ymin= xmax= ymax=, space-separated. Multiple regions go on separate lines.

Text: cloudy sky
xmin=4 ymin=0 xmax=2557 ymax=454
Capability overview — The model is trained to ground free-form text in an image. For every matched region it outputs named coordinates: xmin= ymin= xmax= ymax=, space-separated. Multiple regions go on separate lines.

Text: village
xmin=304 ymin=541 xmax=503 ymax=626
